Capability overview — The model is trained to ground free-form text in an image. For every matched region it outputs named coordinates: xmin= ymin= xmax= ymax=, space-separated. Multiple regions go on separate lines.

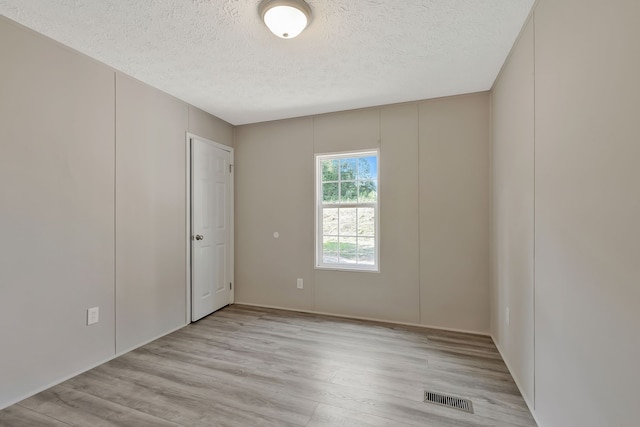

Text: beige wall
xmin=115 ymin=79 xmax=232 ymax=354
xmin=420 ymin=95 xmax=491 ymax=331
xmin=0 ymin=17 xmax=233 ymax=408
xmin=115 ymin=74 xmax=190 ymax=352
xmin=188 ymin=105 xmax=234 ymax=148
xmin=491 ymin=0 xmax=640 ymax=425
xmin=313 ymin=105 xmax=421 ymax=324
xmin=235 ymin=94 xmax=490 ymax=332
xmin=491 ymin=18 xmax=535 ymax=405
xmin=235 ymin=117 xmax=315 ymax=310
xmin=0 ymin=17 xmax=116 ymax=407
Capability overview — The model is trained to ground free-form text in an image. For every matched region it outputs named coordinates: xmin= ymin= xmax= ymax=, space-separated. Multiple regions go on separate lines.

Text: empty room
xmin=0 ymin=0 xmax=638 ymax=426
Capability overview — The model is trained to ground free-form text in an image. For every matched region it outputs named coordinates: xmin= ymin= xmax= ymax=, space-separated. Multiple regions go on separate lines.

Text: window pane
xmin=340 ymin=181 xmax=358 ymax=203
xmin=340 ymin=159 xmax=357 ymax=181
xmin=317 ymin=152 xmax=378 ymax=270
xmin=358 ymin=180 xmax=377 ymax=202
xmin=323 ymin=236 xmax=338 ymax=263
xmin=323 ymin=208 xmax=338 ymax=235
xmin=322 ymin=183 xmax=338 ymax=203
xmin=358 ymin=156 xmax=377 ymax=180
xmin=338 ymin=208 xmax=356 ymax=235
xmin=357 ymin=208 xmax=375 ymax=236
xmin=357 ymin=237 xmax=375 ymax=264
xmin=340 ymin=237 xmax=357 ymax=263
xmin=321 ymin=159 xmax=339 ymax=182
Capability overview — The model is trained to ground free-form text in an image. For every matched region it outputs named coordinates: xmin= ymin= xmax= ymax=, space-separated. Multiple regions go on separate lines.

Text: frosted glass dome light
xmin=259 ymin=0 xmax=312 ymax=39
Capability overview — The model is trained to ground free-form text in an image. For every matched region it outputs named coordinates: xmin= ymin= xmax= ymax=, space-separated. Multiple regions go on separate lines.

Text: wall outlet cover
xmin=87 ymin=307 xmax=99 ymax=325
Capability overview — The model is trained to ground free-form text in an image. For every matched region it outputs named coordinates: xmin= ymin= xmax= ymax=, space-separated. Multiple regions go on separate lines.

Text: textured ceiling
xmin=0 ymin=0 xmax=534 ymax=125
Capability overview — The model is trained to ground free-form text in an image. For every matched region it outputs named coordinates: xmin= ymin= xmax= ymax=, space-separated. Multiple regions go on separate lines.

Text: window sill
xmin=315 ymin=265 xmax=380 ymax=274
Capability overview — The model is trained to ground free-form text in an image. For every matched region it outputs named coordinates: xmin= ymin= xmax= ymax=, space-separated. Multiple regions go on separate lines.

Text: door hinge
xmin=230 ymin=282 xmax=233 ymax=290
xmin=229 ymin=164 xmax=233 ymax=173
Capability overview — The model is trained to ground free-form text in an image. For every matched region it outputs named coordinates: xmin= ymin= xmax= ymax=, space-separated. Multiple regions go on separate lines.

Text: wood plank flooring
xmin=0 ymin=305 xmax=537 ymax=426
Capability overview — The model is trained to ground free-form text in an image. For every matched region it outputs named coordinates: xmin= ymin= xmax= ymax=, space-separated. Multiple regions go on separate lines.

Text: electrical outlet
xmin=87 ymin=307 xmax=99 ymax=325
xmin=506 ymin=307 xmax=510 ymax=326
xmin=297 ymin=278 xmax=303 ymax=289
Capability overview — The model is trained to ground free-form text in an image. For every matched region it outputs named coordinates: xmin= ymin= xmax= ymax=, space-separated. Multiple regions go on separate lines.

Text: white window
xmin=315 ymin=150 xmax=379 ymax=271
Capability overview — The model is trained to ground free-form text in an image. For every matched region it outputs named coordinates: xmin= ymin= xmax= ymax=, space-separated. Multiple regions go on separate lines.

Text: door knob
xmin=194 ymin=234 xmax=204 ymax=240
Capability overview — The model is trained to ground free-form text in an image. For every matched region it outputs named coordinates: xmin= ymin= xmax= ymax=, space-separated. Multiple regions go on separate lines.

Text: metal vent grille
xmin=424 ymin=391 xmax=474 ymax=413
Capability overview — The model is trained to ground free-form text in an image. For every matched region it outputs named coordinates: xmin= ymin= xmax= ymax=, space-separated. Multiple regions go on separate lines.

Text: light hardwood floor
xmin=0 ymin=305 xmax=537 ymax=426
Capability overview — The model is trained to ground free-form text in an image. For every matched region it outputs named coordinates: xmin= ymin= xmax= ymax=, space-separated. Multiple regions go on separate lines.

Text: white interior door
xmin=191 ymin=137 xmax=231 ymax=321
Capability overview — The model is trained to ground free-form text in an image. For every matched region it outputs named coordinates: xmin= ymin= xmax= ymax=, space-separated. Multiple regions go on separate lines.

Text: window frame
xmin=314 ymin=149 xmax=380 ymax=272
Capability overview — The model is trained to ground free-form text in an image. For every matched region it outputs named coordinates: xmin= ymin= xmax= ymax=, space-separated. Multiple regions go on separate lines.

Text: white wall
xmin=0 ymin=16 xmax=233 ymax=409
xmin=491 ymin=0 xmax=640 ymax=425
xmin=235 ymin=94 xmax=490 ymax=333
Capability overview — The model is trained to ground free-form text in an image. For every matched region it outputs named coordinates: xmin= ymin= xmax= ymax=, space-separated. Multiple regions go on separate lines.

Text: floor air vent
xmin=424 ymin=391 xmax=474 ymax=413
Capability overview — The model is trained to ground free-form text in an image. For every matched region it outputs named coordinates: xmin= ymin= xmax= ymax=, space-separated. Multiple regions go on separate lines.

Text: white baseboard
xmin=1 ymin=322 xmax=188 ymax=411
xmin=234 ymin=301 xmax=490 ymax=337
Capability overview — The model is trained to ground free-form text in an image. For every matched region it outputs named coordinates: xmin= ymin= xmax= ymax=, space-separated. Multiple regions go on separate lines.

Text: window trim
xmin=314 ymin=149 xmax=380 ymax=273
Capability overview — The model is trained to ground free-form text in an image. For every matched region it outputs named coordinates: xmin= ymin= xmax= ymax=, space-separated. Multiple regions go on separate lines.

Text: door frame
xmin=185 ymin=132 xmax=234 ymax=323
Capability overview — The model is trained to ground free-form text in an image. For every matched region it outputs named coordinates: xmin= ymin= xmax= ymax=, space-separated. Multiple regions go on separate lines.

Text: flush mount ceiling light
xmin=259 ymin=0 xmax=312 ymax=39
